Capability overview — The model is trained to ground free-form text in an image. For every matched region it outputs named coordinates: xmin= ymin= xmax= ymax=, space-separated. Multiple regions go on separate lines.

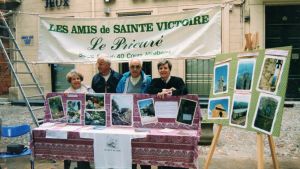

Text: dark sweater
xmin=91 ymin=69 xmax=122 ymax=93
xmin=147 ymin=76 xmax=187 ymax=96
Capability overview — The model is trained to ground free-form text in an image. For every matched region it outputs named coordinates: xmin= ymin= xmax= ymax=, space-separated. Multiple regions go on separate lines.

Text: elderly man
xmin=92 ymin=55 xmax=123 ymax=93
xmin=116 ymin=58 xmax=152 ymax=169
xmin=116 ymin=58 xmax=151 ymax=93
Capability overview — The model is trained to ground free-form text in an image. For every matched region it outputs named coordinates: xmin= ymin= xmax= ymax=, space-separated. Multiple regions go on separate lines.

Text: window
xmin=185 ymin=59 xmax=214 ymax=97
xmin=51 ymin=64 xmax=75 ymax=92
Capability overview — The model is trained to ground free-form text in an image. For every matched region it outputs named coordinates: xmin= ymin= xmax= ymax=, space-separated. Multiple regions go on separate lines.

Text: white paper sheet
xmin=45 ymin=125 xmax=82 ymax=139
xmin=154 ymin=101 xmax=178 ymax=118
xmin=46 ymin=129 xmax=68 ymax=139
xmin=79 ymin=128 xmax=148 ymax=169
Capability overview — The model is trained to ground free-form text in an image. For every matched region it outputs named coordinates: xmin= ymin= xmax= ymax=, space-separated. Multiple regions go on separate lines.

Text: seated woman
xmin=147 ymin=59 xmax=187 ymax=169
xmin=64 ymin=70 xmax=93 ymax=169
xmin=147 ymin=59 xmax=187 ymax=98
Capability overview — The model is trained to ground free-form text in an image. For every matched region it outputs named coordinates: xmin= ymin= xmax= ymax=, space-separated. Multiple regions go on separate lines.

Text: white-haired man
xmin=116 ymin=58 xmax=151 ymax=93
xmin=91 ymin=55 xmax=123 ymax=93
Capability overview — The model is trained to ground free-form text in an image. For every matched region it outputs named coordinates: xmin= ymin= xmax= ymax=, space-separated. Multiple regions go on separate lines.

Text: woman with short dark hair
xmin=147 ymin=59 xmax=187 ymax=98
xmin=147 ymin=59 xmax=187 ymax=169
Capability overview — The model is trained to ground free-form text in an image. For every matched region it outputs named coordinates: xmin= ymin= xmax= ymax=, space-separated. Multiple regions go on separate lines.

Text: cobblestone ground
xmin=0 ymin=104 xmax=299 ymax=169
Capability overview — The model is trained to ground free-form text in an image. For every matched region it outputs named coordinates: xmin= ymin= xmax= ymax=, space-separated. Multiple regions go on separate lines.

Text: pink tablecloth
xmin=32 ymin=125 xmax=200 ymax=168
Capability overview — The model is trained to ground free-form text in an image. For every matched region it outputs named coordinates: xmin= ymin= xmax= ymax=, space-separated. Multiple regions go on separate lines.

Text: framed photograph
xmin=66 ymin=100 xmax=82 ymax=124
xmin=110 ymin=94 xmax=133 ymax=126
xmin=229 ymin=94 xmax=251 ymax=128
xmin=137 ymin=98 xmax=157 ymax=125
xmin=176 ymin=98 xmax=197 ymax=125
xmin=213 ymin=63 xmax=229 ymax=95
xmin=235 ymin=58 xmax=256 ymax=92
xmin=85 ymin=93 xmax=105 ymax=110
xmin=85 ymin=110 xmax=106 ymax=126
xmin=252 ymin=93 xmax=281 ymax=135
xmin=208 ymin=96 xmax=230 ymax=119
xmin=257 ymin=55 xmax=286 ymax=94
xmin=48 ymin=96 xmax=65 ymax=119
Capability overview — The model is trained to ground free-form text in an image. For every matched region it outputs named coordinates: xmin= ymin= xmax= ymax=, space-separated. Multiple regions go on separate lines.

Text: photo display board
xmin=45 ymin=92 xmax=86 ymax=125
xmin=44 ymin=93 xmax=201 ymax=130
xmin=206 ymin=46 xmax=292 ymax=136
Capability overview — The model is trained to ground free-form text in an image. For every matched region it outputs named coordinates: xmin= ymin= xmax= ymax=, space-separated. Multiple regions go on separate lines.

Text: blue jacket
xmin=116 ymin=71 xmax=152 ymax=93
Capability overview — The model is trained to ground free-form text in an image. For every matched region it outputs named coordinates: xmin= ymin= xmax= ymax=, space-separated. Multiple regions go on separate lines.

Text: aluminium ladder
xmin=0 ymin=12 xmax=45 ymax=126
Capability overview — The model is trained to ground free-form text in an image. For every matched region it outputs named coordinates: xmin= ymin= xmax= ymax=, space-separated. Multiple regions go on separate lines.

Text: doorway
xmin=265 ymin=5 xmax=300 ymax=100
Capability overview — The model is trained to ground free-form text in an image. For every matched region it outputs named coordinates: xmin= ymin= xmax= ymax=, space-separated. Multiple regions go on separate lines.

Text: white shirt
xmin=80 ymin=128 xmax=148 ymax=169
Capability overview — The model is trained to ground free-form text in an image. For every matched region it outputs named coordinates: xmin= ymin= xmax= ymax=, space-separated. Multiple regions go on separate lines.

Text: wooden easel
xmin=203 ymin=124 xmax=280 ymax=169
xmin=204 ymin=33 xmax=280 ymax=169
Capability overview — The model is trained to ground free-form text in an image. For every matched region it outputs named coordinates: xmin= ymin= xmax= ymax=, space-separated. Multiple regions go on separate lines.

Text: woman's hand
xmin=157 ymin=89 xmax=172 ymax=99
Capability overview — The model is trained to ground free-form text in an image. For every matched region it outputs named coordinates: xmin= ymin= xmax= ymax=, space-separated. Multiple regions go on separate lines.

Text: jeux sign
xmin=45 ymin=0 xmax=69 ymax=8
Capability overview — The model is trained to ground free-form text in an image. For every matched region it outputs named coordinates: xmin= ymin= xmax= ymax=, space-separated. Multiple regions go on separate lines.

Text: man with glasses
xmin=116 ymin=58 xmax=151 ymax=94
xmin=92 ymin=55 xmax=123 ymax=93
xmin=116 ymin=58 xmax=152 ymax=169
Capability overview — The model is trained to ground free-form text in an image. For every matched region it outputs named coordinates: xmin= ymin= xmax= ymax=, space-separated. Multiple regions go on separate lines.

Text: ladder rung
xmin=31 ymin=106 xmax=44 ymax=111
xmin=0 ymin=35 xmax=13 ymax=40
xmin=38 ymin=119 xmax=44 ymax=125
xmin=4 ymin=48 xmax=20 ymax=51
xmin=20 ymin=83 xmax=38 ymax=87
xmin=16 ymin=72 xmax=32 ymax=74
xmin=12 ymin=60 xmax=26 ymax=63
xmin=26 ymin=94 xmax=44 ymax=99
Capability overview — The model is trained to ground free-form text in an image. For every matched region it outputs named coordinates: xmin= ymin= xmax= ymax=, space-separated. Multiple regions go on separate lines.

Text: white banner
xmin=39 ymin=6 xmax=221 ymax=63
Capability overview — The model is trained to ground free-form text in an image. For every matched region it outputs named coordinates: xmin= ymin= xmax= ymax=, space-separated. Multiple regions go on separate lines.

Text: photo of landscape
xmin=252 ymin=94 xmax=281 ymax=134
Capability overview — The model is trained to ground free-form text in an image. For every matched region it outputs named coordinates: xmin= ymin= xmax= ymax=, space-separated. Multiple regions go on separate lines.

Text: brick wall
xmin=0 ymin=41 xmax=11 ymax=95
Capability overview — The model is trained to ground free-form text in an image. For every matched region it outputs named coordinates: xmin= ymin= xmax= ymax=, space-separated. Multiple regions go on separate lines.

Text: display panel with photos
xmin=48 ymin=96 xmax=65 ymax=119
xmin=235 ymin=58 xmax=256 ymax=92
xmin=213 ymin=63 xmax=229 ymax=95
xmin=66 ymin=100 xmax=82 ymax=124
xmin=257 ymin=55 xmax=286 ymax=95
xmin=205 ymin=47 xmax=292 ymax=137
xmin=44 ymin=93 xmax=201 ymax=130
xmin=208 ymin=97 xmax=230 ymax=119
xmin=137 ymin=98 xmax=158 ymax=125
xmin=230 ymin=94 xmax=251 ymax=128
xmin=252 ymin=93 xmax=281 ymax=135
xmin=110 ymin=94 xmax=133 ymax=126
xmin=176 ymin=98 xmax=197 ymax=125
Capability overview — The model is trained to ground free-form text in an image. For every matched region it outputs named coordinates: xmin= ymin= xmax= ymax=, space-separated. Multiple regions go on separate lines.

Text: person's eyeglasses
xmin=130 ymin=65 xmax=141 ymax=69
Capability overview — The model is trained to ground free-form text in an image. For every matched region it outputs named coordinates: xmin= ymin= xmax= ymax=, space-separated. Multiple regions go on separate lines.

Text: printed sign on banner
xmin=38 ymin=6 xmax=221 ymax=63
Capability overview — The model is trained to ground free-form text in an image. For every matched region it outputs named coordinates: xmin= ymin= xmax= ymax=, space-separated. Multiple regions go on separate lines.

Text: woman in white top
xmin=64 ymin=70 xmax=94 ymax=93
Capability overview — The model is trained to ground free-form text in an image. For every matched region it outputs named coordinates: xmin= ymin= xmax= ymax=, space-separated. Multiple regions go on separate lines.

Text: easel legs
xmin=268 ymin=135 xmax=280 ymax=169
xmin=203 ymin=127 xmax=280 ymax=169
xmin=257 ymin=134 xmax=280 ymax=169
xmin=203 ymin=124 xmax=222 ymax=169
xmin=257 ymin=133 xmax=264 ymax=169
